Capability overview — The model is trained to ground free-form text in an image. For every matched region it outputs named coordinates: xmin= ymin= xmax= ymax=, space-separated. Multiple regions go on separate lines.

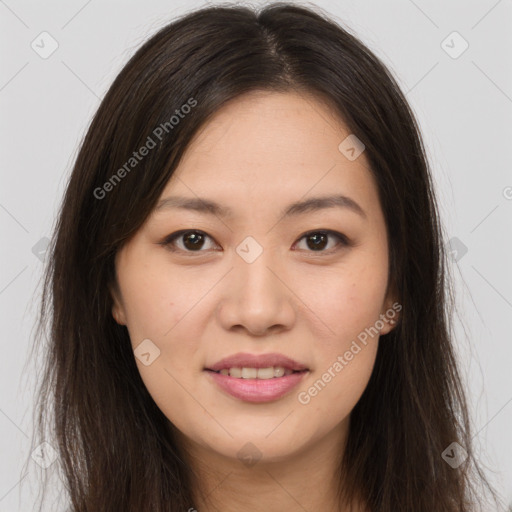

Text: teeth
xmin=242 ymin=367 xmax=258 ymax=379
xmin=274 ymin=367 xmax=285 ymax=377
xmin=217 ymin=366 xmax=296 ymax=379
xmin=229 ymin=368 xmax=242 ymax=378
xmin=256 ymin=367 xmax=275 ymax=379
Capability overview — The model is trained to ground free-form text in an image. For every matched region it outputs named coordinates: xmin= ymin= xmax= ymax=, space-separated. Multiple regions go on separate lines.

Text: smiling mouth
xmin=205 ymin=367 xmax=308 ymax=379
xmin=204 ymin=366 xmax=309 ymax=403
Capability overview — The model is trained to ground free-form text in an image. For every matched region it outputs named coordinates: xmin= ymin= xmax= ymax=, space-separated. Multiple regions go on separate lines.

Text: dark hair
xmin=28 ymin=2 xmax=502 ymax=511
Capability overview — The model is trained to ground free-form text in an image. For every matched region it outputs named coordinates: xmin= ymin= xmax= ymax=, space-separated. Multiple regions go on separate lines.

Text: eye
xmin=160 ymin=230 xmax=219 ymax=254
xmin=293 ymin=230 xmax=350 ymax=254
xmin=160 ymin=229 xmax=351 ymax=255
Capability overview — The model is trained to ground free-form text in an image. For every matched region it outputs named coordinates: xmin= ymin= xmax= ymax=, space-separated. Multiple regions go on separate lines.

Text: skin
xmin=111 ymin=90 xmax=399 ymax=511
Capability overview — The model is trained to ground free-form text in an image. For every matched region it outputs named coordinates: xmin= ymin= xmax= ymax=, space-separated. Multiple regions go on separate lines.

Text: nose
xmin=216 ymin=249 xmax=296 ymax=337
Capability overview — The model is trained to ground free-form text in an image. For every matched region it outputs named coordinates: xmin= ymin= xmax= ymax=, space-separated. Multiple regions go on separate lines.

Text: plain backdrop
xmin=1 ymin=0 xmax=511 ymax=510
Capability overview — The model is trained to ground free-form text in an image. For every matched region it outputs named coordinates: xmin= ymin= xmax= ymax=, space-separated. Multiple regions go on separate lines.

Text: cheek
xmin=119 ymin=270 xmax=207 ymax=427
xmin=118 ymin=260 xmax=203 ymax=346
xmin=117 ymin=260 xmax=207 ymax=374
xmin=295 ymin=273 xmax=383 ymax=419
xmin=301 ymin=260 xmax=388 ymax=348
xmin=293 ymin=254 xmax=387 ymax=411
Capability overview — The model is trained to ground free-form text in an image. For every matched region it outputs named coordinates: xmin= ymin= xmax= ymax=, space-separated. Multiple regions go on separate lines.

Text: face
xmin=111 ymin=90 xmax=399 ymax=465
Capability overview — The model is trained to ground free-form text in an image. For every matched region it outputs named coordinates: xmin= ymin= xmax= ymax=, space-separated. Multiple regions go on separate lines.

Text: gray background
xmin=1 ymin=0 xmax=511 ymax=509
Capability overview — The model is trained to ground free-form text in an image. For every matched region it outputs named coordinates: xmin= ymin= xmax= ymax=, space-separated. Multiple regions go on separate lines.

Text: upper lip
xmin=206 ymin=352 xmax=309 ymax=372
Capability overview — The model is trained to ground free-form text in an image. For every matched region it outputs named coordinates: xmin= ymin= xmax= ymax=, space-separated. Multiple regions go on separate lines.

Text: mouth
xmin=205 ymin=352 xmax=309 ymax=374
xmin=204 ymin=352 xmax=309 ymax=403
xmin=204 ymin=367 xmax=307 ymax=379
xmin=204 ymin=368 xmax=309 ymax=403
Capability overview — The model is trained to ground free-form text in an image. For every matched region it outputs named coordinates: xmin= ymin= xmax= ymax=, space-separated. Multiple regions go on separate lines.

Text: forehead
xmin=180 ymin=90 xmax=347 ymax=164
xmin=156 ymin=90 xmax=379 ymax=221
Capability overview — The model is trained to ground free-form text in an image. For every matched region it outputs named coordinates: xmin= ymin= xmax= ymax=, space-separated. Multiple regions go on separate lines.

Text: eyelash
xmin=159 ymin=229 xmax=351 ymax=256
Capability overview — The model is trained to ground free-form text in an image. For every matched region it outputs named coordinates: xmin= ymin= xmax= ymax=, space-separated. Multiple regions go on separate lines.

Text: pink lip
xmin=206 ymin=371 xmax=308 ymax=403
xmin=206 ymin=352 xmax=308 ymax=372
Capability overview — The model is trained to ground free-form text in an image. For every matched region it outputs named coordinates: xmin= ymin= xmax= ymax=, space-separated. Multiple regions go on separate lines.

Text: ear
xmin=109 ymin=280 xmax=127 ymax=326
xmin=379 ymin=281 xmax=401 ymax=336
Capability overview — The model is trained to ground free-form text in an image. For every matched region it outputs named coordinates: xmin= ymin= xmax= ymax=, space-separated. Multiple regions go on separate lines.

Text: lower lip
xmin=205 ymin=370 xmax=308 ymax=403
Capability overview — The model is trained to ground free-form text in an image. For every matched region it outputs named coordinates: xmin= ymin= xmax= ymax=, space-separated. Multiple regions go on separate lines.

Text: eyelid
xmin=160 ymin=229 xmax=351 ymax=255
xmin=160 ymin=229 xmax=219 ymax=254
xmin=293 ymin=229 xmax=351 ymax=254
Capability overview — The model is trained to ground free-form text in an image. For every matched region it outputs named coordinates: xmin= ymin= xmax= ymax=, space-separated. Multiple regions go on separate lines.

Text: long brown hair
xmin=28 ymin=2 xmax=503 ymax=510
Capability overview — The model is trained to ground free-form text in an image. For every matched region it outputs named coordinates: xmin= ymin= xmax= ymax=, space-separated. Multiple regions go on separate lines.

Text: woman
xmin=30 ymin=3 xmax=502 ymax=511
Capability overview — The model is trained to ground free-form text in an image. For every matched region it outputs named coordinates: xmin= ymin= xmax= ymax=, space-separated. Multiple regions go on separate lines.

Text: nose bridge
xmin=235 ymin=241 xmax=276 ymax=293
xmin=218 ymin=235 xmax=294 ymax=335
xmin=235 ymin=235 xmax=282 ymax=305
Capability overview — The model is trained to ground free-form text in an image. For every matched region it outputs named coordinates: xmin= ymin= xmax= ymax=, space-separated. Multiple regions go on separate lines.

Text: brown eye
xmin=161 ymin=230 xmax=218 ymax=253
xmin=160 ymin=229 xmax=350 ymax=256
xmin=294 ymin=230 xmax=350 ymax=254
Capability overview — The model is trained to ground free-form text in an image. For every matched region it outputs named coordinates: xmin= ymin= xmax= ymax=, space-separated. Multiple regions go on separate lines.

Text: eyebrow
xmin=155 ymin=194 xmax=367 ymax=220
